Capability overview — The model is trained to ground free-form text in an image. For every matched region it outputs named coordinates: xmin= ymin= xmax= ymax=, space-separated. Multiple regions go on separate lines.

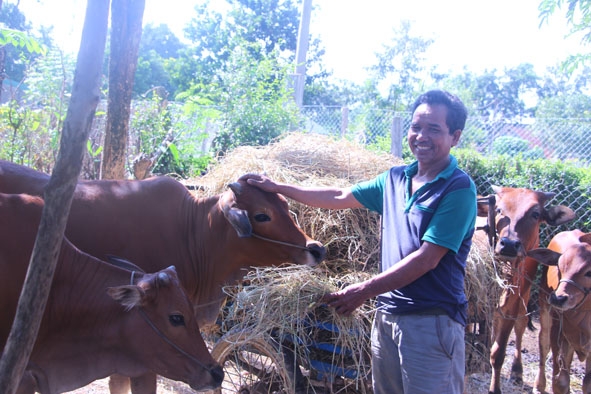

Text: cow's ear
xmin=224 ymin=207 xmax=252 ymax=237
xmin=545 ymin=205 xmax=576 ymax=226
xmin=580 ymin=233 xmax=591 ymax=245
xmin=527 ymin=248 xmax=560 ymax=266
xmin=108 ymin=285 xmax=145 ymax=311
xmin=220 ymin=189 xmax=252 ymax=237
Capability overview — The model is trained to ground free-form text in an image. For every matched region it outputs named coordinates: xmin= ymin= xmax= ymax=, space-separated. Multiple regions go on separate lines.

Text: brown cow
xmin=0 ymin=160 xmax=326 ymax=393
xmin=475 ymin=186 xmax=576 ymax=394
xmin=0 ymin=193 xmax=224 ymax=393
xmin=528 ymin=230 xmax=591 ymax=394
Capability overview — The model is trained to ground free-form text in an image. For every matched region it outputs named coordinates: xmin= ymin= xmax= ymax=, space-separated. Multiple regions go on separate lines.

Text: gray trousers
xmin=371 ymin=309 xmax=465 ymax=394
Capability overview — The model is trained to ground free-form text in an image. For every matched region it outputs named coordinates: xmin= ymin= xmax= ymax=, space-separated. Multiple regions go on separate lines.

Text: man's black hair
xmin=411 ymin=90 xmax=468 ymax=133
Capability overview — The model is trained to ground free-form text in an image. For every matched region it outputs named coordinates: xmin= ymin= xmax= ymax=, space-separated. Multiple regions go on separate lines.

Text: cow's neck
xmin=181 ymin=194 xmax=241 ymax=325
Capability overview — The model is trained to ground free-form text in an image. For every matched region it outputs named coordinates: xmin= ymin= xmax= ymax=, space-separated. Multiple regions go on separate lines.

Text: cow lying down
xmin=0 ymin=193 xmax=223 ymax=394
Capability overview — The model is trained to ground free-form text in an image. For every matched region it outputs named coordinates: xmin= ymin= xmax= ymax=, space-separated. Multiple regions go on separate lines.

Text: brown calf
xmin=475 ymin=186 xmax=575 ymax=394
xmin=528 ymin=230 xmax=591 ymax=394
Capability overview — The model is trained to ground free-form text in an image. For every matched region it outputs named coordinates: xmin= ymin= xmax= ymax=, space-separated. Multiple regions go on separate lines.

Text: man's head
xmin=411 ymin=90 xmax=467 ymax=134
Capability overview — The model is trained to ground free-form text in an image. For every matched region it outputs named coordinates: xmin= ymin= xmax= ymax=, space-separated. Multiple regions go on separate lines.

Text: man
xmin=244 ymin=89 xmax=476 ymax=394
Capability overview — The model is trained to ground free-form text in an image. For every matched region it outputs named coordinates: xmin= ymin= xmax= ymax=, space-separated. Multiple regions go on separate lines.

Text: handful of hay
xmin=220 ymin=265 xmax=375 ymax=389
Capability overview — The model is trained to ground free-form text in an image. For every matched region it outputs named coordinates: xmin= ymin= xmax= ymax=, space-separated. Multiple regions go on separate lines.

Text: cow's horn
xmin=157 ymin=272 xmax=171 ymax=286
xmin=228 ymin=182 xmax=242 ymax=195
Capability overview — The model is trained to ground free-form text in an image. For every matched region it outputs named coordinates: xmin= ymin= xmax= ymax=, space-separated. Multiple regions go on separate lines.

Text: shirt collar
xmin=404 ymin=155 xmax=458 ymax=182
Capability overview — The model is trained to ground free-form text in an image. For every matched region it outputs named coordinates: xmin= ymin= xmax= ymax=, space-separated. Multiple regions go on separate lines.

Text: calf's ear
xmin=545 ymin=205 xmax=576 ymax=226
xmin=527 ymin=248 xmax=560 ymax=266
xmin=108 ymin=285 xmax=145 ymax=311
xmin=219 ymin=187 xmax=253 ymax=238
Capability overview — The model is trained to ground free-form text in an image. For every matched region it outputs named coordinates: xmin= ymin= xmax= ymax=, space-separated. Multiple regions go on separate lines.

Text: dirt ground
xmin=465 ymin=318 xmax=585 ymax=393
xmin=66 ymin=318 xmax=585 ymax=394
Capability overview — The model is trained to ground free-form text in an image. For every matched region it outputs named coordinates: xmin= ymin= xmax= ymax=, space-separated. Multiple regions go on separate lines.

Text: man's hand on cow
xmin=240 ymin=173 xmax=279 ymax=193
xmin=321 ymin=283 xmax=367 ymax=316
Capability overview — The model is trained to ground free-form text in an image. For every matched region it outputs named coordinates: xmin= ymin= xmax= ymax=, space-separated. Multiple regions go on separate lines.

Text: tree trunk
xmin=0 ymin=1 xmax=110 ymax=393
xmin=100 ymin=0 xmax=146 ymax=180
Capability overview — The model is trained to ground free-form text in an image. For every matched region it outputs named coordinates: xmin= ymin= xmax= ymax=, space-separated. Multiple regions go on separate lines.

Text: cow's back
xmin=65 ymin=176 xmax=190 ymax=270
xmin=0 ymin=160 xmax=49 ymax=195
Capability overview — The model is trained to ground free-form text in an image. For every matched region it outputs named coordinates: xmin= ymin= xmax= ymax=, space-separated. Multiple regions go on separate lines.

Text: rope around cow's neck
xmin=130 ymin=271 xmax=213 ymax=372
xmin=251 ymin=232 xmax=311 ymax=251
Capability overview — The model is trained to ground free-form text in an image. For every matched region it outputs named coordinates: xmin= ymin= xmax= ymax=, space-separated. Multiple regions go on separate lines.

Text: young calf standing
xmin=528 ymin=230 xmax=591 ymax=394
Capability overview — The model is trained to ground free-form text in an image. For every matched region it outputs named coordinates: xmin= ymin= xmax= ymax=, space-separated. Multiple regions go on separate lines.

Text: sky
xmin=12 ymin=0 xmax=586 ymax=84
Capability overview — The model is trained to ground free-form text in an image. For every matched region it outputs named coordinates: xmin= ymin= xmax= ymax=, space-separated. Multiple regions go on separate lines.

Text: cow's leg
xmin=109 ymin=374 xmax=131 ymax=394
xmin=489 ymin=310 xmax=515 ymax=394
xmin=509 ymin=303 xmax=530 ymax=384
xmin=509 ymin=261 xmax=536 ymax=384
xmin=130 ymin=373 xmax=157 ymax=394
xmin=551 ymin=337 xmax=573 ymax=394
xmin=534 ymin=297 xmax=551 ymax=393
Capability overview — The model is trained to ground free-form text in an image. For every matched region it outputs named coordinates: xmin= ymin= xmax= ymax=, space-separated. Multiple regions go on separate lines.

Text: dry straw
xmin=221 ymin=265 xmax=375 ymax=392
xmin=194 ymin=132 xmax=504 ymax=386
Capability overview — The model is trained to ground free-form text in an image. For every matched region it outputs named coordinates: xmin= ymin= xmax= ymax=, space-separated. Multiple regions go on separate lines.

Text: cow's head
xmin=476 ymin=185 xmax=575 ymax=262
xmin=108 ymin=266 xmax=224 ymax=391
xmin=528 ymin=233 xmax=591 ymax=311
xmin=219 ymin=176 xmax=326 ymax=267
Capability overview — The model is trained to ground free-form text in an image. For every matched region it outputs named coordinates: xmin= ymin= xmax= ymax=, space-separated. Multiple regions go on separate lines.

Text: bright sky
xmin=13 ymin=0 xmax=585 ymax=84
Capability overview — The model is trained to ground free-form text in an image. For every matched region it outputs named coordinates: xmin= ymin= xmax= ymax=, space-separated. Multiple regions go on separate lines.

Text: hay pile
xmin=194 ymin=132 xmax=502 ymax=386
xmin=220 ymin=265 xmax=374 ymax=392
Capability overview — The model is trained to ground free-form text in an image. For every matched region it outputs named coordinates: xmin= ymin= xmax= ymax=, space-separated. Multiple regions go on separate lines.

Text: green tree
xmin=0 ymin=2 xmax=32 ymax=86
xmin=209 ymin=40 xmax=298 ymax=154
xmin=368 ymin=20 xmax=434 ymax=111
xmin=176 ymin=0 xmax=330 ymax=102
xmin=133 ymin=23 xmax=184 ymax=97
xmin=539 ymin=0 xmax=591 ymax=69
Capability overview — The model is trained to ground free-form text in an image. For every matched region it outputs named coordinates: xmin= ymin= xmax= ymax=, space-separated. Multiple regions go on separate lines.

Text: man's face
xmin=408 ymin=103 xmax=461 ymax=165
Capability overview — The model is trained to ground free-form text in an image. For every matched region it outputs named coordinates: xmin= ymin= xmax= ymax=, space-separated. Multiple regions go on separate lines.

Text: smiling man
xmin=244 ymin=90 xmax=476 ymax=394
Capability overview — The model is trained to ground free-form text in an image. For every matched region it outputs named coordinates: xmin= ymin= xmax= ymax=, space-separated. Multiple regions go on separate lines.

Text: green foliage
xmin=133 ymin=23 xmax=185 ymax=97
xmin=455 ymin=149 xmax=591 ymax=235
xmin=539 ymin=0 xmax=591 ymax=69
xmin=0 ymin=48 xmax=74 ymax=168
xmin=0 ymin=28 xmax=45 ymax=55
xmin=492 ymin=136 xmax=545 ymax=159
xmin=207 ymin=42 xmax=299 ymax=154
xmin=130 ymin=92 xmax=217 ymax=177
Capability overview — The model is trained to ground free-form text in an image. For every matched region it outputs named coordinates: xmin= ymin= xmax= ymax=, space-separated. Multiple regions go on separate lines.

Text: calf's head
xmin=528 ymin=233 xmax=591 ymax=311
xmin=110 ymin=265 xmax=223 ymax=391
xmin=477 ymin=186 xmax=575 ymax=262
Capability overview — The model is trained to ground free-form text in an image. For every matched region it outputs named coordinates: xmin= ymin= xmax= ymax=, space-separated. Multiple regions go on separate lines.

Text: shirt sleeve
xmin=351 ymin=170 xmax=389 ymax=214
xmin=422 ymin=186 xmax=477 ymax=253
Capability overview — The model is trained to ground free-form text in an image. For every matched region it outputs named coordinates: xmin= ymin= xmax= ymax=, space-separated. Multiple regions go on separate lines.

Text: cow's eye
xmin=169 ymin=314 xmax=185 ymax=327
xmin=585 ymin=271 xmax=591 ymax=278
xmin=531 ymin=211 xmax=540 ymax=220
xmin=254 ymin=213 xmax=271 ymax=222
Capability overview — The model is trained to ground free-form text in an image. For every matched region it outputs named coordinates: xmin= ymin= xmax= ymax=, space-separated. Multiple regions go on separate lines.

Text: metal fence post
xmin=341 ymin=106 xmax=349 ymax=138
xmin=391 ymin=115 xmax=403 ymax=158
